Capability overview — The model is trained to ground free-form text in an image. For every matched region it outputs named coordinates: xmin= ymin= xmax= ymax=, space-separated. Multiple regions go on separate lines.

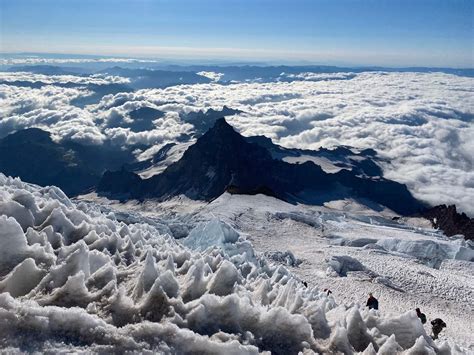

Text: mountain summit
xmin=98 ymin=118 xmax=424 ymax=215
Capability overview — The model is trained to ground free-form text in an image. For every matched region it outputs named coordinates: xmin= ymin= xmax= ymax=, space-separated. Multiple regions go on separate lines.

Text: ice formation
xmin=264 ymin=250 xmax=302 ymax=267
xmin=326 ymin=255 xmax=370 ymax=277
xmin=0 ymin=174 xmax=466 ymax=353
xmin=182 ymin=218 xmax=255 ymax=261
xmin=376 ymin=238 xmax=474 ymax=269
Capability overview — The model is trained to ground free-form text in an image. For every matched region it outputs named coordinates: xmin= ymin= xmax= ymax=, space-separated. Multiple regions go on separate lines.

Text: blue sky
xmin=1 ymin=0 xmax=473 ymax=67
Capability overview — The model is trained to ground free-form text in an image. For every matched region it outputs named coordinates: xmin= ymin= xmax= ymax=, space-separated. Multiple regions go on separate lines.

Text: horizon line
xmin=1 ymin=51 xmax=474 ymax=70
xmin=0 ymin=46 xmax=474 ymax=69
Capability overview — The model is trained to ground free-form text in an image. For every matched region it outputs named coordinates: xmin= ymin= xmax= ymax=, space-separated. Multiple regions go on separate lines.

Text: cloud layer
xmin=0 ymin=57 xmax=159 ymax=66
xmin=0 ymin=72 xmax=130 ymax=85
xmin=1 ymin=70 xmax=473 ymax=214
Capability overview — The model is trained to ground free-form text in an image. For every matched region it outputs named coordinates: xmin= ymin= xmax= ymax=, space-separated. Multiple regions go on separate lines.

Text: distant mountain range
xmin=0 ymin=107 xmax=245 ymax=194
xmin=97 ymin=66 xmax=212 ymax=89
xmin=2 ymin=119 xmax=472 ymax=237
xmin=6 ymin=63 xmax=474 ymax=80
xmin=98 ymin=118 xmax=425 ymax=215
xmin=6 ymin=64 xmax=85 ymax=76
xmin=0 ymin=129 xmax=134 ymax=195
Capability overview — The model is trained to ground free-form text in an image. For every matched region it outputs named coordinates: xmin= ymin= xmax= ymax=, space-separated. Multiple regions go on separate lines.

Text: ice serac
xmin=183 ymin=218 xmax=254 ymax=260
xmin=98 ymin=118 xmax=425 ymax=215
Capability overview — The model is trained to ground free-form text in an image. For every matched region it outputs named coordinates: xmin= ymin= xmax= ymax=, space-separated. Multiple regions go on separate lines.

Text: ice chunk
xmin=168 ymin=223 xmax=190 ymax=239
xmin=369 ymin=310 xmax=432 ymax=349
xmin=182 ymin=259 xmax=209 ymax=302
xmin=207 ymin=260 xmax=241 ymax=296
xmin=0 ymin=215 xmax=52 ymax=276
xmin=346 ymin=307 xmax=376 ymax=352
xmin=0 ymin=258 xmax=46 ymax=297
xmin=183 ymin=218 xmax=255 ymax=261
xmin=0 ymin=199 xmax=35 ymax=231
xmin=361 ymin=343 xmax=377 ymax=355
xmin=138 ymin=278 xmax=170 ymax=322
xmin=326 ymin=255 xmax=368 ymax=277
xmin=378 ymin=334 xmax=403 ymax=354
xmin=155 ymin=270 xmax=179 ymax=298
xmin=186 ymin=294 xmax=316 ymax=354
xmin=183 ymin=218 xmax=239 ymax=250
xmin=377 ymin=238 xmax=474 ymax=268
xmin=326 ymin=327 xmax=354 ymax=354
xmin=405 ymin=336 xmax=436 ymax=355
xmin=133 ymin=251 xmax=158 ymax=299
xmin=0 ymin=215 xmax=31 ymax=275
xmin=264 ymin=250 xmax=302 ymax=267
xmin=343 ymin=238 xmax=378 ymax=247
xmin=39 ymin=271 xmax=92 ymax=307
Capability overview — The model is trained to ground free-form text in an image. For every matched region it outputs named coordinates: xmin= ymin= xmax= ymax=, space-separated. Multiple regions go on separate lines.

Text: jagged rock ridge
xmin=98 ymin=118 xmax=424 ymax=215
xmin=421 ymin=205 xmax=474 ymax=240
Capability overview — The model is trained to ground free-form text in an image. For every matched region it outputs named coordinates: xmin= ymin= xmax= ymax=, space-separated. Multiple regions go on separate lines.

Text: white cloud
xmin=0 ymin=76 xmax=193 ymax=147
xmin=280 ymin=71 xmax=356 ymax=81
xmin=1 ymin=71 xmax=473 ymax=214
xmin=0 ymin=84 xmax=104 ymax=144
xmin=105 ymin=112 xmax=193 ymax=146
xmin=197 ymin=71 xmax=224 ymax=82
xmin=0 ymin=57 xmax=159 ymax=66
xmin=91 ymin=72 xmax=473 ymax=214
xmin=0 ymin=72 xmax=131 ymax=85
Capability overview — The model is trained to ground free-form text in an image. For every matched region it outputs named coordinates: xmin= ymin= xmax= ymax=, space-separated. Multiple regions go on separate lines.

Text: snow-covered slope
xmin=79 ymin=191 xmax=474 ymax=352
xmin=203 ymin=194 xmax=474 ymax=350
xmin=0 ymin=174 xmax=471 ymax=353
xmin=137 ymin=141 xmax=195 ymax=179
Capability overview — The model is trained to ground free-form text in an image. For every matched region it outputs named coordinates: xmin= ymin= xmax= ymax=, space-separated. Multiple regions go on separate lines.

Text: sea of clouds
xmin=1 ymin=70 xmax=473 ymax=214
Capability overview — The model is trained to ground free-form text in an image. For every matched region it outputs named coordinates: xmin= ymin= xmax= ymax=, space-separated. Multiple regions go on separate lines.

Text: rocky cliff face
xmin=98 ymin=118 xmax=425 ymax=215
xmin=421 ymin=205 xmax=474 ymax=240
xmin=0 ymin=129 xmax=99 ymax=195
xmin=0 ymin=128 xmax=136 ymax=196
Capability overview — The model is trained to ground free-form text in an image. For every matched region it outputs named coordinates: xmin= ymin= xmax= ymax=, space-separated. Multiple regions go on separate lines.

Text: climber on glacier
xmin=431 ymin=318 xmax=446 ymax=339
xmin=416 ymin=308 xmax=427 ymax=324
xmin=366 ymin=293 xmax=379 ymax=310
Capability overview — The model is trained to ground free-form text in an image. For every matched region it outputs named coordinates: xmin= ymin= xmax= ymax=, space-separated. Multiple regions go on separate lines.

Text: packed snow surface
xmin=0 ymin=175 xmax=472 ymax=353
xmin=203 ymin=194 xmax=474 ymax=350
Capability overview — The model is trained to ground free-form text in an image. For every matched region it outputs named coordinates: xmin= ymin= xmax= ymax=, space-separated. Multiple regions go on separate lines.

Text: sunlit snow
xmin=0 ymin=174 xmax=472 ymax=353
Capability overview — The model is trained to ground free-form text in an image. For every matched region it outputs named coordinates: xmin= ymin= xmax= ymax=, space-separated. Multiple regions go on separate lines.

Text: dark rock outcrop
xmin=0 ymin=128 xmax=135 ymax=196
xmin=246 ymin=136 xmax=384 ymax=177
xmin=98 ymin=118 xmax=425 ymax=215
xmin=0 ymin=129 xmax=98 ymax=195
xmin=98 ymin=169 xmax=142 ymax=196
xmin=421 ymin=205 xmax=474 ymax=240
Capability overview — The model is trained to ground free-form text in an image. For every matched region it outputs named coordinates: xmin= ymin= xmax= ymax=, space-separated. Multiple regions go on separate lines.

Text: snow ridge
xmin=0 ymin=174 xmax=466 ymax=353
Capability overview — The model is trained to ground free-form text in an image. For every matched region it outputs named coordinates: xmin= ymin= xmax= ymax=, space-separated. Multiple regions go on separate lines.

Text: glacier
xmin=0 ymin=174 xmax=472 ymax=353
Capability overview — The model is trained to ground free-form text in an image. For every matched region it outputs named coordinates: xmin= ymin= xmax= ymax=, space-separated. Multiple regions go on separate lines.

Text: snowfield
xmin=0 ymin=175 xmax=473 ymax=353
xmin=203 ymin=194 xmax=474 ymax=349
